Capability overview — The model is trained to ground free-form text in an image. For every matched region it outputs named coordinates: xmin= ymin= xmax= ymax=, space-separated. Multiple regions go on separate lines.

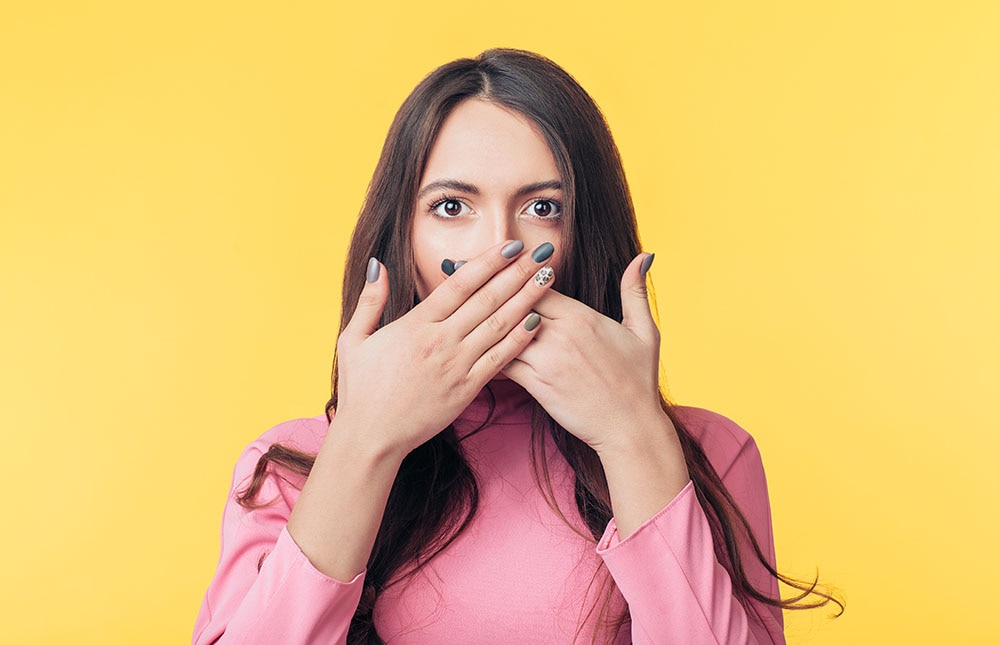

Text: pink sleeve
xmin=596 ymin=409 xmax=785 ymax=644
xmin=193 ymin=426 xmax=366 ymax=645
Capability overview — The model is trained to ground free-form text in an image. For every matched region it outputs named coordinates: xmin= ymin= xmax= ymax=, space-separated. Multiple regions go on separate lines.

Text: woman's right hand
xmin=330 ymin=239 xmax=556 ymax=458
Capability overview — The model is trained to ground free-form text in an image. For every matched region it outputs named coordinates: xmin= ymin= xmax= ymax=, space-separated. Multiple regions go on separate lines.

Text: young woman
xmin=194 ymin=48 xmax=839 ymax=644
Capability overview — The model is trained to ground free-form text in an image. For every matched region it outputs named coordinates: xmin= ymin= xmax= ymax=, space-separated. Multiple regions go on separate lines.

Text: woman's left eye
xmin=525 ymin=199 xmax=562 ymax=220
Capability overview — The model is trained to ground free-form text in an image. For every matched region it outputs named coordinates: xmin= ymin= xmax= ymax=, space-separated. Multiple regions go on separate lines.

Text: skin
xmin=287 ymin=99 xmax=689 ymax=583
xmin=411 ymin=99 xmax=566 ymax=381
xmin=411 ymin=99 xmax=566 ymax=299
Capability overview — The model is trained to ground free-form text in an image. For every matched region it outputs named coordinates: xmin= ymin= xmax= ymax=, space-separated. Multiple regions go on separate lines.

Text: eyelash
xmin=427 ymin=193 xmax=563 ymax=221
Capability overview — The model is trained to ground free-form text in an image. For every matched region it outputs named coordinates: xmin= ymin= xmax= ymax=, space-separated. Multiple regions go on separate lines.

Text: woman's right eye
xmin=430 ymin=198 xmax=469 ymax=219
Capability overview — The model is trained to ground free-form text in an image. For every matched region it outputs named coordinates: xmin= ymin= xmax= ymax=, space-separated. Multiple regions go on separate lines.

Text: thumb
xmin=620 ymin=253 xmax=658 ymax=342
xmin=344 ymin=257 xmax=390 ymax=340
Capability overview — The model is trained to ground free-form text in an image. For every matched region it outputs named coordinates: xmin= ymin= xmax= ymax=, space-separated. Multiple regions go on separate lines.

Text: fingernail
xmin=501 ymin=240 xmax=525 ymax=259
xmin=640 ymin=253 xmax=655 ymax=277
xmin=524 ymin=313 xmax=542 ymax=331
xmin=454 ymin=260 xmax=467 ymax=270
xmin=441 ymin=258 xmax=456 ymax=276
xmin=531 ymin=242 xmax=554 ymax=263
xmin=366 ymin=257 xmax=380 ymax=283
xmin=534 ymin=265 xmax=554 ymax=287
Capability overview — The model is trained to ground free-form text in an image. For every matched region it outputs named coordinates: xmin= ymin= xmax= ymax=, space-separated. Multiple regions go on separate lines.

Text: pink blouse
xmin=194 ymin=380 xmax=785 ymax=643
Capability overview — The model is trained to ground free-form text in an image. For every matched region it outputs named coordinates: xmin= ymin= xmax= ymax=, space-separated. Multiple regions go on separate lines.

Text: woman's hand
xmin=331 ymin=240 xmax=557 ymax=458
xmin=501 ymin=253 xmax=689 ymax=535
xmin=500 ymin=253 xmax=666 ymax=453
xmin=289 ymin=243 xmax=556 ymax=581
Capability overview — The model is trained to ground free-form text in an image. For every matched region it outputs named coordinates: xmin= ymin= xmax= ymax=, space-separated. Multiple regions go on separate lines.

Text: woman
xmin=194 ymin=48 xmax=839 ymax=644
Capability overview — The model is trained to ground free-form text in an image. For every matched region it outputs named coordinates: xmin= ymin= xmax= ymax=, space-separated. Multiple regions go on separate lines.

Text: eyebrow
xmin=416 ymin=179 xmax=563 ymax=200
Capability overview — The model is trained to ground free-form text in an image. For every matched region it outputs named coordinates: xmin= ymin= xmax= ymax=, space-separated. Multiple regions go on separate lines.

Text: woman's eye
xmin=431 ymin=199 xmax=468 ymax=218
xmin=527 ymin=199 xmax=561 ymax=219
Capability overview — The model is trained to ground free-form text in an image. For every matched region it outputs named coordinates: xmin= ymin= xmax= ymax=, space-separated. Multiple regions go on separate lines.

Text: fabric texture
xmin=193 ymin=379 xmax=785 ymax=644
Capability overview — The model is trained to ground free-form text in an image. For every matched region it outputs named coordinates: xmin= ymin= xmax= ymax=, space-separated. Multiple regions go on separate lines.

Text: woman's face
xmin=411 ymin=99 xmax=566 ymax=299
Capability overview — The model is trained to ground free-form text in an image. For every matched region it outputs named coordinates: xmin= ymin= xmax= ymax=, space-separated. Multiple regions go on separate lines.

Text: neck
xmin=452 ymin=377 xmax=534 ymax=436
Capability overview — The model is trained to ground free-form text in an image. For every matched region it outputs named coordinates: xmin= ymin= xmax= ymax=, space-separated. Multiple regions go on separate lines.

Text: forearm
xmin=595 ymin=407 xmax=786 ymax=643
xmin=597 ymin=408 xmax=690 ymax=538
xmin=286 ymin=415 xmax=405 ymax=582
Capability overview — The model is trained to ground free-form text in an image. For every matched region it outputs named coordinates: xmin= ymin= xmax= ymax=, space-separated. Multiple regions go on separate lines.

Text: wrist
xmin=595 ymin=407 xmax=691 ymax=538
xmin=322 ymin=411 xmax=409 ymax=468
xmin=593 ymin=406 xmax=682 ymax=464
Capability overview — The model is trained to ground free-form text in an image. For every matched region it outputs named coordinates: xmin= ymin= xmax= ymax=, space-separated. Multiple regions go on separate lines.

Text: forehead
xmin=421 ymin=99 xmax=560 ymax=187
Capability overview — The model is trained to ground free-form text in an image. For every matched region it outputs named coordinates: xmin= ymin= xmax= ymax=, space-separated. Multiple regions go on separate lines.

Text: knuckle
xmin=483 ymin=347 xmax=506 ymax=369
xmin=475 ymin=288 xmax=499 ymax=311
xmin=514 ymin=259 xmax=535 ymax=279
xmin=448 ymin=271 xmax=476 ymax=295
xmin=485 ymin=312 xmax=506 ymax=333
xmin=438 ymin=352 xmax=460 ymax=374
xmin=419 ymin=338 xmax=441 ymax=361
xmin=357 ymin=292 xmax=381 ymax=309
xmin=418 ymin=333 xmax=446 ymax=361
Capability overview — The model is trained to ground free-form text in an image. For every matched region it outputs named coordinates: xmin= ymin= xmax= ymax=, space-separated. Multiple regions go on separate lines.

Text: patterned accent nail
xmin=531 ymin=242 xmax=554 ymax=263
xmin=640 ymin=253 xmax=655 ymax=277
xmin=524 ymin=312 xmax=542 ymax=331
xmin=501 ymin=240 xmax=525 ymax=259
xmin=366 ymin=257 xmax=380 ymax=283
xmin=534 ymin=265 xmax=554 ymax=287
xmin=441 ymin=258 xmax=455 ymax=276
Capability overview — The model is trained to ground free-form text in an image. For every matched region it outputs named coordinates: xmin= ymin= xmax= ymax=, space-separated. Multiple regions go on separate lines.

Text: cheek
xmin=413 ymin=246 xmax=445 ymax=301
xmin=411 ymin=223 xmax=455 ymax=300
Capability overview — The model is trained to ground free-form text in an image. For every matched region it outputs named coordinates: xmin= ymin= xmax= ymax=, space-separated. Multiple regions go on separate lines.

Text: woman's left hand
xmin=503 ymin=253 xmax=692 ymax=535
xmin=501 ymin=253 xmax=672 ymax=456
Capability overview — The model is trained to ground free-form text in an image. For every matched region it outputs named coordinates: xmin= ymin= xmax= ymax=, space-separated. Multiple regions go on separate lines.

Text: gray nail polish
xmin=441 ymin=258 xmax=455 ymax=276
xmin=454 ymin=260 xmax=467 ymax=270
xmin=501 ymin=240 xmax=525 ymax=259
xmin=524 ymin=312 xmax=542 ymax=331
xmin=531 ymin=242 xmax=554 ymax=263
xmin=366 ymin=257 xmax=380 ymax=283
xmin=640 ymin=253 xmax=655 ymax=277
xmin=534 ymin=266 xmax=554 ymax=287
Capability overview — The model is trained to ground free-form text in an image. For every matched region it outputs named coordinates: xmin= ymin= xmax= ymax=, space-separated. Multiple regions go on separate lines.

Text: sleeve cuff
xmin=596 ymin=479 xmax=695 ymax=554
xmin=274 ymin=526 xmax=367 ymax=586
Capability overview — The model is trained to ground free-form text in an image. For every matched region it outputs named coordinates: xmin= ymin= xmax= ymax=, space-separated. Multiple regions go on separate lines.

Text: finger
xmin=499 ymin=355 xmax=537 ymax=389
xmin=448 ymin=241 xmax=556 ymax=335
xmin=462 ymin=264 xmax=555 ymax=356
xmin=620 ymin=252 xmax=659 ymax=343
xmin=468 ymin=312 xmax=543 ymax=385
xmin=420 ymin=240 xmax=526 ymax=321
xmin=528 ymin=287 xmax=582 ymax=320
xmin=342 ymin=257 xmax=389 ymax=341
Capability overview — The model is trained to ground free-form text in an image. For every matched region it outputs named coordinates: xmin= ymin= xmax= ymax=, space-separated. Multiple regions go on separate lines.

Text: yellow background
xmin=2 ymin=1 xmax=997 ymax=643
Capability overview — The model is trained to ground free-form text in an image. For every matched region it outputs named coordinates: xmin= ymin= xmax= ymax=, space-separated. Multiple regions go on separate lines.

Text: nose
xmin=461 ymin=209 xmax=520 ymax=260
xmin=489 ymin=211 xmax=520 ymax=248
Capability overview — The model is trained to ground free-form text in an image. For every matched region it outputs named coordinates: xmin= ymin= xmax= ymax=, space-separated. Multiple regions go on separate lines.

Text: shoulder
xmin=244 ymin=413 xmax=330 ymax=457
xmin=229 ymin=413 xmax=330 ymax=490
xmin=669 ymin=405 xmax=765 ymax=482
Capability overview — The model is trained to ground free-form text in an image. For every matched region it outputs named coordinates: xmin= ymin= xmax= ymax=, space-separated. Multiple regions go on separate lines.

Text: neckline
xmin=452 ymin=377 xmax=535 ymax=435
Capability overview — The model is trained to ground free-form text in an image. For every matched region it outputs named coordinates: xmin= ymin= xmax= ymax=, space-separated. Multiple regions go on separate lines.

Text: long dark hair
xmin=238 ymin=48 xmax=843 ymax=643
